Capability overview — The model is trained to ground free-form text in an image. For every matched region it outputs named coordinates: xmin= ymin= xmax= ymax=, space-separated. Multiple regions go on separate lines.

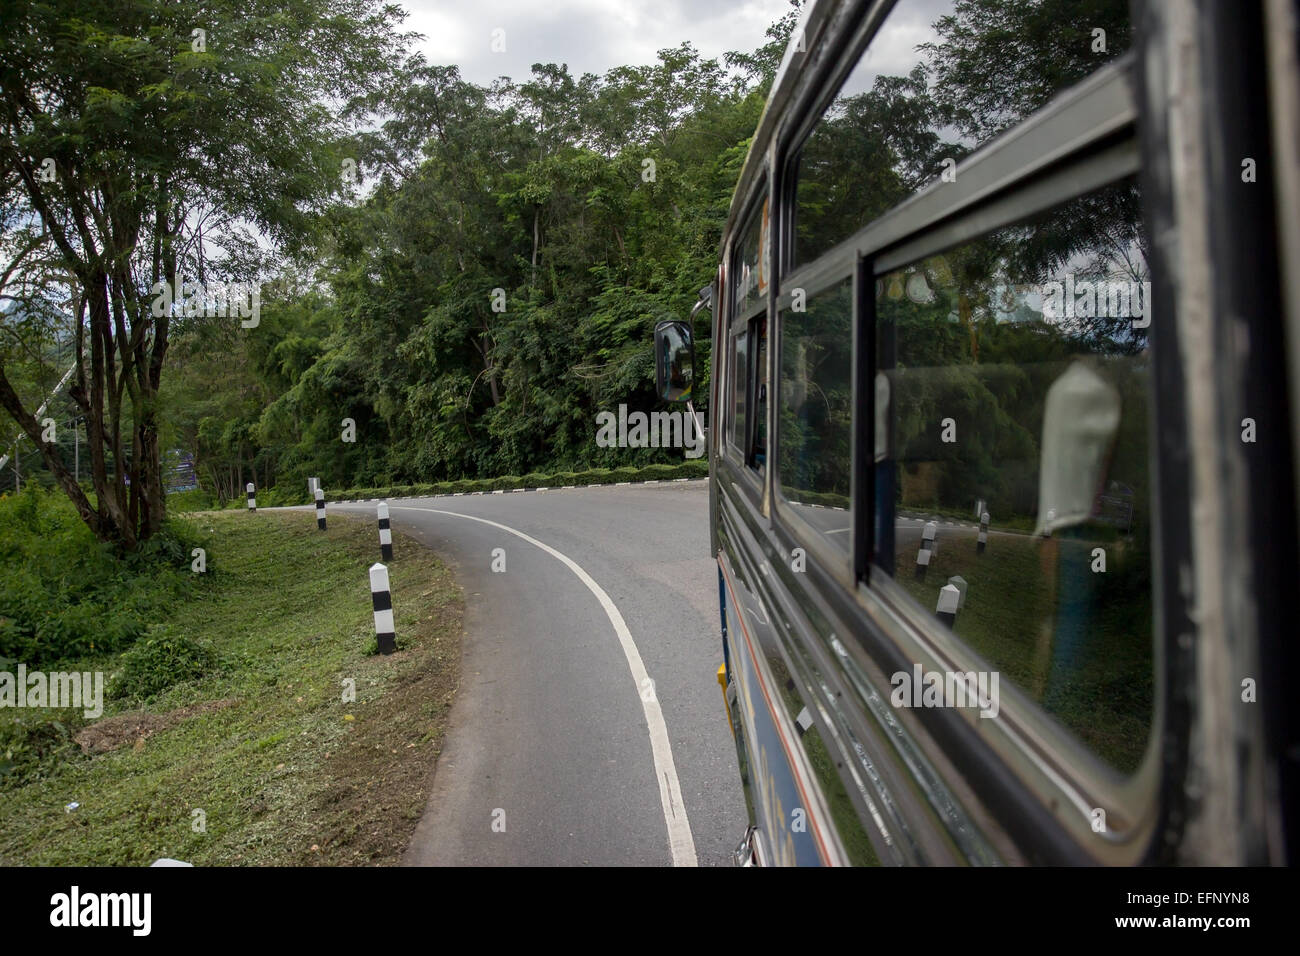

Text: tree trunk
xmin=531 ymin=207 xmax=540 ymax=289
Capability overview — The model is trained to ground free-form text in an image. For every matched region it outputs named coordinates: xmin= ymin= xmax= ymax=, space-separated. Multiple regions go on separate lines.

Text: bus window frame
xmin=726 ymin=181 xmax=772 ymax=501
xmin=770 ymin=263 xmax=860 ymax=590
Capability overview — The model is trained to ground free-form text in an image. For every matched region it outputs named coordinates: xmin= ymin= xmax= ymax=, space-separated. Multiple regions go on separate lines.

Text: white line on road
xmin=394 ymin=506 xmax=699 ymax=867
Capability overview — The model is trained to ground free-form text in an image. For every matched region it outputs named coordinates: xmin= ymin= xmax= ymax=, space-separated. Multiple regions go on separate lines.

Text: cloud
xmin=397 ymin=0 xmax=794 ymax=85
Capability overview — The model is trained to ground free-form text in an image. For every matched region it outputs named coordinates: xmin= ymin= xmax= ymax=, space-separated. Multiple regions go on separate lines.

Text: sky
xmin=395 ymin=0 xmax=957 ymax=97
xmin=395 ymin=0 xmax=797 ymax=86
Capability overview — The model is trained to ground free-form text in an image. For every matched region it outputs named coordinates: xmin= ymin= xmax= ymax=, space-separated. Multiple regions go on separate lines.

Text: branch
xmin=0 ymin=360 xmax=100 ymax=532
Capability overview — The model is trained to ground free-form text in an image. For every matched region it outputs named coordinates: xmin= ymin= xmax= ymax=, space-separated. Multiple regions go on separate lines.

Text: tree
xmin=0 ymin=0 xmax=410 ymax=547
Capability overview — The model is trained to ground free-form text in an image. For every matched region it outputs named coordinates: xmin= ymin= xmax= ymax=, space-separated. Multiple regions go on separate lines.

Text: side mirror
xmin=654 ymin=319 xmax=694 ymax=403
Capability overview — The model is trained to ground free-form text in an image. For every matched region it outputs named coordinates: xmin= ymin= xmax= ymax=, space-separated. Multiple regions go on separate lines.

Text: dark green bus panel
xmin=679 ymin=0 xmax=1300 ymax=866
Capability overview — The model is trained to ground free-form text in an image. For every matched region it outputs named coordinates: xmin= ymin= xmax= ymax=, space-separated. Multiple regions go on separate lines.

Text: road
xmin=324 ymin=480 xmax=748 ymax=866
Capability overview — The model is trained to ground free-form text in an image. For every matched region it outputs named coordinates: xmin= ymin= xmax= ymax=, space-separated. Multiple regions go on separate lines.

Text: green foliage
xmin=0 ymin=711 xmax=83 ymax=789
xmin=156 ymin=32 xmax=760 ymax=498
xmin=1 ymin=0 xmax=410 ymax=548
xmin=0 ymin=485 xmax=200 ymax=666
xmin=107 ymin=628 xmax=219 ymax=703
xmin=320 ymin=459 xmax=707 ymax=500
xmin=167 ymin=488 xmax=217 ymax=512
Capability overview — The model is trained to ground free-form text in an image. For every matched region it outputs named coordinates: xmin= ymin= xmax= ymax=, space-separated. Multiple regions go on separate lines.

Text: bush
xmin=569 ymin=468 xmax=611 ymax=485
xmin=167 ymin=488 xmax=216 ymax=511
xmin=0 ymin=485 xmax=199 ymax=666
xmin=260 ymin=486 xmax=310 ymax=508
xmin=311 ymin=458 xmax=709 ymax=502
xmin=0 ymin=711 xmax=83 ymax=789
xmin=108 ymin=628 xmax=218 ymax=702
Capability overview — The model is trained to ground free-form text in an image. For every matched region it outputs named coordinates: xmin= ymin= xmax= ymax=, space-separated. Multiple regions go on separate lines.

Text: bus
xmin=655 ymin=0 xmax=1299 ymax=865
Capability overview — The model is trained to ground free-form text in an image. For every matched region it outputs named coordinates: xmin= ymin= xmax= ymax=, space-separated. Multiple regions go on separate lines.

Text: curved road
xmin=325 ymin=480 xmax=747 ymax=866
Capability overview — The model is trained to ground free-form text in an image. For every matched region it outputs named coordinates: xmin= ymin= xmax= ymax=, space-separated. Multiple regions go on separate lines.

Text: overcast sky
xmin=396 ymin=0 xmax=798 ymax=85
xmin=396 ymin=0 xmax=955 ymax=93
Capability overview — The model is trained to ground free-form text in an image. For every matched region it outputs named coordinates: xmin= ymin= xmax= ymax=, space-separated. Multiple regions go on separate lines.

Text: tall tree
xmin=0 ymin=0 xmax=410 ymax=547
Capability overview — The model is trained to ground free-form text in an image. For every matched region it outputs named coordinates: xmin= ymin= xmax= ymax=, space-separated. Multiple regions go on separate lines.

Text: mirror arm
xmin=686 ymin=399 xmax=704 ymax=443
xmin=685 ymin=286 xmax=711 ymax=431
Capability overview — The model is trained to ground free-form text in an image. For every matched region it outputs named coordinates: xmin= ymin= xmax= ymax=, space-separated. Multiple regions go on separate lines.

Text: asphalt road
xmin=324 ymin=480 xmax=748 ymax=866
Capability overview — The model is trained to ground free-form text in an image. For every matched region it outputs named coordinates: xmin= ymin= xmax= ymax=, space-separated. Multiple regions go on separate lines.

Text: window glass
xmin=753 ymin=318 xmax=768 ymax=470
xmin=779 ymin=278 xmax=853 ymax=552
xmin=729 ymin=330 xmax=749 ymax=451
xmin=793 ymin=0 xmax=1133 ymax=267
xmin=735 ymin=196 xmax=771 ymax=314
xmin=875 ymin=177 xmax=1153 ymax=773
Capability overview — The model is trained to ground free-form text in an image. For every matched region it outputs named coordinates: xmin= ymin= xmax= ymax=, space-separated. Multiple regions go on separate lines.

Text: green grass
xmin=0 ymin=509 xmax=462 ymax=865
xmin=895 ymin=525 xmax=1153 ymax=773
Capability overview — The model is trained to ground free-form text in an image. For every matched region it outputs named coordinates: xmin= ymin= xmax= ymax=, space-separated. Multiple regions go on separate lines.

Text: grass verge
xmin=0 ymin=509 xmax=462 ymax=866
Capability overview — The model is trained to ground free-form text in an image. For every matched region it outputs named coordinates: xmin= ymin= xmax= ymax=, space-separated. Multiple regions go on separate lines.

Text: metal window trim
xmin=731 ymin=182 xmax=772 ymax=322
xmin=785 ymin=54 xmax=1137 ymax=279
xmin=874 ymin=137 xmax=1141 ymax=275
xmin=783 ymin=246 xmax=860 ymax=304
xmin=856 ymin=567 xmax=1163 ymax=861
xmin=771 ymin=273 xmax=857 ymax=590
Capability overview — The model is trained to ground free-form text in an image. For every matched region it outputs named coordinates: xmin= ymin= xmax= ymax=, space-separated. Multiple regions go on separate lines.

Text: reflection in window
xmin=793 ymin=0 xmax=1132 ymax=267
xmin=735 ymin=197 xmax=770 ymax=315
xmin=779 ymin=279 xmax=853 ymax=551
xmin=753 ymin=318 xmax=768 ymax=470
xmin=874 ymin=178 xmax=1153 ymax=773
xmin=729 ymin=331 xmax=749 ymax=451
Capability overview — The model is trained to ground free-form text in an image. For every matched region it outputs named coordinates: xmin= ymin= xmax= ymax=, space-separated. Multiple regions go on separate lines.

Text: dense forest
xmin=2 ymin=0 xmax=1139 ymax=544
xmin=2 ymin=0 xmax=803 ymax=527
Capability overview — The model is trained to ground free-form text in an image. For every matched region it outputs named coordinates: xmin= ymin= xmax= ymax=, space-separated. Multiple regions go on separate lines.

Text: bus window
xmin=791 ymin=0 xmax=1132 ymax=270
xmin=729 ymin=329 xmax=749 ymax=453
xmin=778 ymin=278 xmax=853 ymax=551
xmin=735 ymin=197 xmax=769 ymax=314
xmin=874 ymin=177 xmax=1154 ymax=773
xmin=753 ymin=318 xmax=768 ymax=470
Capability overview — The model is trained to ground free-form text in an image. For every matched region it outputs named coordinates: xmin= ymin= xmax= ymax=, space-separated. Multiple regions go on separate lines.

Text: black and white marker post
xmin=315 ymin=487 xmax=327 ymax=530
xmin=977 ymin=511 xmax=989 ymax=554
xmin=915 ymin=519 xmax=936 ymax=578
xmin=369 ymin=562 xmax=396 ymax=655
xmin=377 ymin=502 xmax=393 ymax=561
xmin=936 ymin=583 xmax=960 ymax=627
xmin=246 ymin=482 xmax=256 ymax=512
xmin=915 ymin=541 xmax=931 ymax=580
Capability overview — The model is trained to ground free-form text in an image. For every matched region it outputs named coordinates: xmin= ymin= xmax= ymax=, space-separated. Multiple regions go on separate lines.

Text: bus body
xmin=658 ymin=0 xmax=1299 ymax=864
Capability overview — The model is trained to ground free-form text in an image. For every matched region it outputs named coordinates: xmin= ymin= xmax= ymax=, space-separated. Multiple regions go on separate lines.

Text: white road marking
xmin=395 ymin=506 xmax=699 ymax=867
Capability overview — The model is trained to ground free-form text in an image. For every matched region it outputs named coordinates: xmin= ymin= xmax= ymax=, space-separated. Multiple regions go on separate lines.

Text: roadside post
xmin=369 ymin=563 xmax=396 ymax=655
xmin=378 ymin=502 xmax=393 ymax=561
